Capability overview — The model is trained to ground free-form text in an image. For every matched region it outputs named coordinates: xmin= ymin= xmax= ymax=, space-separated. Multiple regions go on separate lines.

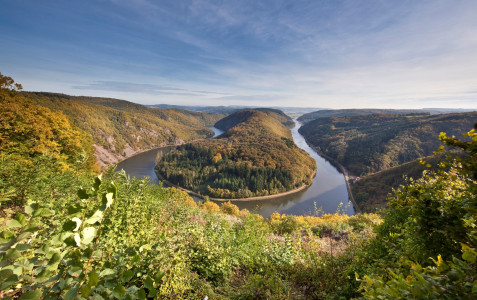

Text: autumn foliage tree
xmin=0 ymin=73 xmax=97 ymax=171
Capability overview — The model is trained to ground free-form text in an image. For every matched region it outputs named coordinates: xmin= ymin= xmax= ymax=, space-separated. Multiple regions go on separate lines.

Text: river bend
xmin=117 ymin=123 xmax=355 ymax=217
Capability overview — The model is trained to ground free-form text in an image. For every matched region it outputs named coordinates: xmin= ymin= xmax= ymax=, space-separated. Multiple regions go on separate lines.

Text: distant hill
xmin=149 ymin=104 xmax=242 ymax=115
xmin=215 ymin=108 xmax=295 ymax=131
xmin=299 ymin=112 xmax=477 ymax=176
xmin=23 ymin=92 xmax=225 ymax=166
xmin=149 ymin=104 xmax=320 ymax=117
xmin=156 ymin=109 xmax=316 ymax=199
xmin=297 ymin=109 xmax=439 ymax=123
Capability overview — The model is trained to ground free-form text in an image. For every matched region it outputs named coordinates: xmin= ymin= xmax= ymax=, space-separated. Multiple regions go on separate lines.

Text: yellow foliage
xmin=200 ymin=201 xmax=220 ymax=213
xmin=220 ymin=201 xmax=240 ymax=217
xmin=0 ymin=80 xmax=97 ymax=171
xmin=183 ymin=196 xmax=197 ymax=208
xmin=239 ymin=208 xmax=250 ymax=218
xmin=211 ymin=152 xmax=222 ymax=163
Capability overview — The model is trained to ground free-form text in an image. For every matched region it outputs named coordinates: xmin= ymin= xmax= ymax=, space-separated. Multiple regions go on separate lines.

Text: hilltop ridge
xmin=156 ymin=109 xmax=316 ymax=199
xmin=22 ymin=92 xmax=225 ymax=166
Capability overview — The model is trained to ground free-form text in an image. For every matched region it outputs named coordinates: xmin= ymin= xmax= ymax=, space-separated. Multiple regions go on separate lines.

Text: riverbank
xmin=303 ymin=141 xmax=361 ymax=213
xmin=155 ymin=170 xmax=317 ymax=202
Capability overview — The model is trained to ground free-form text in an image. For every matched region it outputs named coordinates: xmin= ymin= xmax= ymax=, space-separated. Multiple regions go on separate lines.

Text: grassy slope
xmin=23 ymin=92 xmax=225 ymax=166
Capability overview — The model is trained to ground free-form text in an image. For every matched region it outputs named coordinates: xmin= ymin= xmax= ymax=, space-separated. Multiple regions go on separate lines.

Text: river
xmin=116 ymin=122 xmax=355 ymax=217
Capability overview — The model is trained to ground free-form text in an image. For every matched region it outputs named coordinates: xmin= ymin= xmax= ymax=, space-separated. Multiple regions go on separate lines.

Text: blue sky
xmin=1 ymin=0 xmax=477 ymax=109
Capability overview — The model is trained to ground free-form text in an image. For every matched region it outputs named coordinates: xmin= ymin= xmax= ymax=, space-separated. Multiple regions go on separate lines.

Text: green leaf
xmin=14 ymin=213 xmax=27 ymax=226
xmin=105 ymin=193 xmax=114 ymax=209
xmin=16 ymin=232 xmax=32 ymax=243
xmin=24 ymin=203 xmax=38 ymax=215
xmin=74 ymin=233 xmax=81 ymax=247
xmin=88 ymin=270 xmax=100 ymax=286
xmin=71 ymin=217 xmax=82 ymax=231
xmin=32 ymin=208 xmax=52 ymax=217
xmin=80 ymin=284 xmax=92 ymax=298
xmin=4 ymin=248 xmax=20 ymax=261
xmin=137 ymin=288 xmax=147 ymax=300
xmin=0 ymin=230 xmax=14 ymax=243
xmin=48 ymin=252 xmax=61 ymax=265
xmin=121 ymin=269 xmax=135 ymax=283
xmin=85 ymin=210 xmax=103 ymax=225
xmin=93 ymin=175 xmax=102 ymax=192
xmin=20 ymin=223 xmax=40 ymax=233
xmin=126 ymin=285 xmax=140 ymax=295
xmin=81 ymin=227 xmax=97 ymax=245
xmin=15 ymin=243 xmax=31 ymax=252
xmin=62 ymin=220 xmax=77 ymax=232
xmin=144 ymin=276 xmax=154 ymax=290
xmin=112 ymin=285 xmax=126 ymax=298
xmin=67 ymin=266 xmax=83 ymax=278
xmin=154 ymin=271 xmax=165 ymax=285
xmin=64 ymin=285 xmax=80 ymax=300
xmin=35 ymin=268 xmax=55 ymax=283
xmin=108 ymin=184 xmax=118 ymax=200
xmin=99 ymin=268 xmax=116 ymax=278
xmin=67 ymin=204 xmax=83 ymax=215
xmin=3 ymin=265 xmax=23 ymax=276
xmin=6 ymin=219 xmax=22 ymax=229
xmin=0 ymin=274 xmax=18 ymax=290
xmin=18 ymin=289 xmax=42 ymax=300
xmin=77 ymin=188 xmax=89 ymax=199
xmin=0 ymin=269 xmax=13 ymax=283
xmin=462 ymin=244 xmax=476 ymax=263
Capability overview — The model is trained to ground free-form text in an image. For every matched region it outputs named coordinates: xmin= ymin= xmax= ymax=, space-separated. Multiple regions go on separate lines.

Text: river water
xmin=116 ymin=122 xmax=354 ymax=217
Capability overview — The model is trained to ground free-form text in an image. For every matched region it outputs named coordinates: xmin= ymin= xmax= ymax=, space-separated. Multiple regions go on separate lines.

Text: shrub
xmin=220 ymin=201 xmax=240 ymax=216
xmin=184 ymin=195 xmax=197 ymax=207
xmin=200 ymin=201 xmax=220 ymax=213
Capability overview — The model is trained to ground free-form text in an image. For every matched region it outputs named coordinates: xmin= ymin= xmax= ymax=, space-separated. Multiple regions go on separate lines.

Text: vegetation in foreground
xmin=155 ymin=110 xmax=316 ymax=199
xmin=1 ymin=73 xmax=476 ymax=299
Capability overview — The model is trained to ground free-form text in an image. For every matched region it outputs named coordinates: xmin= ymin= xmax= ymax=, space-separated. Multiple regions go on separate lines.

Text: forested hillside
xmin=23 ymin=92 xmax=225 ymax=166
xmin=350 ymin=152 xmax=456 ymax=212
xmin=299 ymin=112 xmax=477 ymax=176
xmin=156 ymin=110 xmax=316 ymax=199
xmin=297 ymin=108 xmax=436 ymax=123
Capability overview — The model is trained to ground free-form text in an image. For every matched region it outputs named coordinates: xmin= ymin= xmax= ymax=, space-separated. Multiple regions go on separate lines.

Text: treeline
xmin=23 ymin=92 xmax=225 ymax=166
xmin=156 ymin=110 xmax=316 ymax=199
xmin=0 ymin=75 xmax=97 ymax=173
xmin=299 ymin=112 xmax=477 ymax=176
xmin=297 ymin=108 xmax=438 ymax=123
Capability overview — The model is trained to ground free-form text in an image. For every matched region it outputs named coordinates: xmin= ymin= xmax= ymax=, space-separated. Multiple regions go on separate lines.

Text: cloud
xmin=72 ymin=81 xmax=228 ymax=97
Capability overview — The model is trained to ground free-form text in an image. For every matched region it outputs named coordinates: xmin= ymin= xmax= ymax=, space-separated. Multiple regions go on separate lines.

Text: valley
xmin=1 ymin=73 xmax=476 ymax=299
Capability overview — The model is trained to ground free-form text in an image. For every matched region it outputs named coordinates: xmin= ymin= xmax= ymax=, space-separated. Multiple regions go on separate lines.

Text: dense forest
xmin=299 ymin=112 xmax=477 ymax=176
xmin=23 ymin=92 xmax=224 ymax=166
xmin=156 ymin=110 xmax=316 ymax=199
xmin=351 ymin=152 xmax=456 ymax=212
xmin=2 ymin=73 xmax=477 ymax=299
xmin=297 ymin=108 xmax=438 ymax=123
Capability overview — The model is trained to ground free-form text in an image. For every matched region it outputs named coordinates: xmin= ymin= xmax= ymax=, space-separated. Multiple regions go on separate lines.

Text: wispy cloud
xmin=73 ymin=81 xmax=229 ymax=97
